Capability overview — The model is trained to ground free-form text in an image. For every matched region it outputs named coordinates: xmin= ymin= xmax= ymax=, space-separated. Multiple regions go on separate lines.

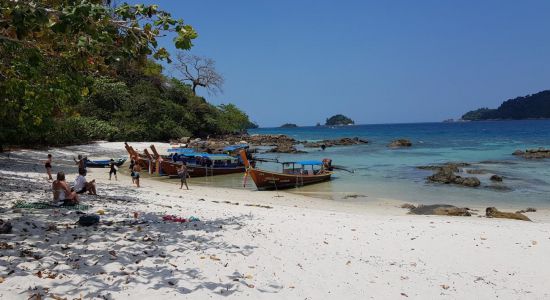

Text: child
xmin=178 ymin=163 xmax=189 ymax=190
xmin=44 ymin=154 xmax=53 ymax=180
xmin=132 ymin=163 xmax=141 ymax=188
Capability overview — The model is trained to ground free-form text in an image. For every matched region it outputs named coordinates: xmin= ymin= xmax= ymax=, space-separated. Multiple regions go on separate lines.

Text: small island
xmin=325 ymin=114 xmax=355 ymax=126
xmin=280 ymin=123 xmax=298 ymax=128
xmin=462 ymin=90 xmax=550 ymax=120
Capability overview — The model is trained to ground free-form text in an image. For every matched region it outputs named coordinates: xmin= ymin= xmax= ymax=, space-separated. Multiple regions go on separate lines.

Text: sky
xmin=130 ymin=0 xmax=550 ymax=127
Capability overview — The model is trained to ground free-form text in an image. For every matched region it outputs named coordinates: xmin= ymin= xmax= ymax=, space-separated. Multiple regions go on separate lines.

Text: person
xmin=132 ymin=163 xmax=141 ymax=187
xmin=52 ymin=171 xmax=78 ymax=205
xmin=129 ymin=158 xmax=136 ymax=183
xmin=109 ymin=159 xmax=118 ymax=181
xmin=178 ymin=163 xmax=189 ymax=190
xmin=74 ymin=154 xmax=87 ymax=175
xmin=74 ymin=168 xmax=97 ymax=195
xmin=321 ymin=144 xmax=326 ymax=151
xmin=44 ymin=154 xmax=53 ymax=180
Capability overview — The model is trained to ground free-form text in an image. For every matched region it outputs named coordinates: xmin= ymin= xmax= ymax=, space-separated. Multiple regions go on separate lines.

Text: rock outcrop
xmin=301 ymin=137 xmax=368 ymax=148
xmin=423 ymin=163 xmax=480 ymax=187
xmin=490 ymin=175 xmax=503 ymax=182
xmin=513 ymin=148 xmax=550 ymax=159
xmin=485 ymin=207 xmax=531 ymax=221
xmin=408 ymin=204 xmax=471 ymax=216
xmin=388 ymin=139 xmax=412 ymax=148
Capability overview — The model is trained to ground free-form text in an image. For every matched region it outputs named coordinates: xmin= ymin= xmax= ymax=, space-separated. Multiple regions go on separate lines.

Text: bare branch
xmin=173 ymin=52 xmax=224 ymax=95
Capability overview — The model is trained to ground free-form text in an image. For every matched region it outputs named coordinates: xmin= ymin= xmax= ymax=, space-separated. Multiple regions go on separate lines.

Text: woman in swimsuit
xmin=51 ymin=171 xmax=78 ymax=205
xmin=132 ymin=164 xmax=141 ymax=188
xmin=44 ymin=154 xmax=53 ymax=180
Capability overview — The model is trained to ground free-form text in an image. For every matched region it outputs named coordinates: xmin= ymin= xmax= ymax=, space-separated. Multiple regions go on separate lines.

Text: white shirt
xmin=74 ymin=175 xmax=86 ymax=191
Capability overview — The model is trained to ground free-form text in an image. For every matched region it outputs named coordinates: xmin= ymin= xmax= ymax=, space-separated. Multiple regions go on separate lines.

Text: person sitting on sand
xmin=178 ymin=163 xmax=189 ymax=190
xmin=109 ymin=159 xmax=118 ymax=181
xmin=44 ymin=154 xmax=53 ymax=180
xmin=73 ymin=168 xmax=97 ymax=195
xmin=52 ymin=171 xmax=78 ymax=205
xmin=132 ymin=163 xmax=141 ymax=187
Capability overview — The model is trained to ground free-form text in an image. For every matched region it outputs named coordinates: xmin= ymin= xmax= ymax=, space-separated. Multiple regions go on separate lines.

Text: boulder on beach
xmin=388 ymin=139 xmax=412 ymax=148
xmin=408 ymin=204 xmax=471 ymax=216
xmin=486 ymin=207 xmax=531 ymax=221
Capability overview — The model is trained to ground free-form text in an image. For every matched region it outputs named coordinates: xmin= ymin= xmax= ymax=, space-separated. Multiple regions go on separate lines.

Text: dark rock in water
xmin=418 ymin=162 xmax=470 ymax=172
xmin=513 ymin=148 xmax=550 ymax=159
xmin=409 ymin=204 xmax=471 ymax=216
xmin=490 ymin=175 xmax=503 ymax=182
xmin=267 ymin=143 xmax=306 ymax=154
xmin=486 ymin=207 xmax=531 ymax=221
xmin=388 ymin=139 xmax=412 ymax=148
xmin=301 ymin=137 xmax=368 ymax=148
xmin=516 ymin=208 xmax=537 ymax=213
xmin=0 ymin=219 xmax=12 ymax=234
xmin=426 ymin=164 xmax=480 ymax=187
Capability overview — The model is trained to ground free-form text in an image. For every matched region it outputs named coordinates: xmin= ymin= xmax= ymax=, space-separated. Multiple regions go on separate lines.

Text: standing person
xmin=132 ymin=163 xmax=141 ymax=188
xmin=74 ymin=154 xmax=87 ymax=175
xmin=178 ymin=163 xmax=189 ymax=190
xmin=44 ymin=154 xmax=53 ymax=180
xmin=109 ymin=159 xmax=118 ymax=181
xmin=129 ymin=158 xmax=136 ymax=184
xmin=74 ymin=168 xmax=97 ymax=195
xmin=52 ymin=171 xmax=78 ymax=205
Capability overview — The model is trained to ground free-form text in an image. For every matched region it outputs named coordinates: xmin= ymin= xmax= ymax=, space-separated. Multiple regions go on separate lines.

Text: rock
xmin=426 ymin=163 xmax=480 ymax=187
xmin=428 ymin=166 xmax=457 ymax=184
xmin=0 ymin=219 xmax=12 ymax=234
xmin=513 ymin=148 xmax=550 ymax=159
xmin=485 ymin=185 xmax=513 ymax=192
xmin=490 ymin=175 xmax=503 ymax=182
xmin=516 ymin=208 xmax=537 ymax=213
xmin=388 ymin=139 xmax=412 ymax=148
xmin=302 ymin=137 xmax=368 ymax=148
xmin=485 ymin=207 xmax=531 ymax=221
xmin=409 ymin=204 xmax=471 ymax=216
xmin=400 ymin=203 xmax=416 ymax=209
xmin=459 ymin=177 xmax=481 ymax=187
xmin=267 ymin=143 xmax=306 ymax=154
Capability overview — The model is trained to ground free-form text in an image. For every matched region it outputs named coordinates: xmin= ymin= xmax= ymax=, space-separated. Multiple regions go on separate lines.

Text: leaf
xmin=81 ymin=87 xmax=89 ymax=96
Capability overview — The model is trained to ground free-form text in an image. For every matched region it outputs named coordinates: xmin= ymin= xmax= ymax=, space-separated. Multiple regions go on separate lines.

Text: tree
xmin=173 ymin=52 xmax=224 ymax=95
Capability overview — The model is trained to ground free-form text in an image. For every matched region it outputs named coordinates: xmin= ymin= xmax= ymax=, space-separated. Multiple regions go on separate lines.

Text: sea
xmin=191 ymin=120 xmax=550 ymax=209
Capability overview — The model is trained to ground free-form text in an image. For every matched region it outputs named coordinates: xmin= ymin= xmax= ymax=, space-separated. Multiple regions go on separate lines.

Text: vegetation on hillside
xmin=325 ymin=114 xmax=354 ymax=126
xmin=462 ymin=91 xmax=550 ymax=120
xmin=0 ymin=0 xmax=255 ymax=148
xmin=280 ymin=123 xmax=298 ymax=128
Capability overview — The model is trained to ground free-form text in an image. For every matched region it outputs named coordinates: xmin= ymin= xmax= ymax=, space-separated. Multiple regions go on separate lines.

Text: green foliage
xmin=461 ymin=91 xmax=550 ymax=120
xmin=280 ymin=123 xmax=298 ymax=128
xmin=217 ymin=103 xmax=255 ymax=133
xmin=325 ymin=114 xmax=355 ymax=126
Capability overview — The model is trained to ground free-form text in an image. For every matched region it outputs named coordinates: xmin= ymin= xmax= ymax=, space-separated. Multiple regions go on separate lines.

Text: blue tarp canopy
xmin=283 ymin=160 xmax=323 ymax=166
xmin=222 ymin=144 xmax=249 ymax=151
xmin=167 ymin=148 xmax=195 ymax=154
xmin=195 ymin=154 xmax=236 ymax=161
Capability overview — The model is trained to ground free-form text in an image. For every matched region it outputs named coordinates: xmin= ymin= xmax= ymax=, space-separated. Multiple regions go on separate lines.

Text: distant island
xmin=280 ymin=123 xmax=298 ymax=128
xmin=325 ymin=114 xmax=355 ymax=126
xmin=462 ymin=90 xmax=550 ymax=120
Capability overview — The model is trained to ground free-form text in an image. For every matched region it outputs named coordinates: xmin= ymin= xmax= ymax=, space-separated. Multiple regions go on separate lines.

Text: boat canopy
xmin=196 ymin=154 xmax=236 ymax=161
xmin=283 ymin=160 xmax=323 ymax=166
xmin=223 ymin=144 xmax=249 ymax=151
xmin=167 ymin=148 xmax=195 ymax=154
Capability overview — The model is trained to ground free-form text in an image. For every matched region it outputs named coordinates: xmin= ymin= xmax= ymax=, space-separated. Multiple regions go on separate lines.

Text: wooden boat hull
xmin=159 ymin=161 xmax=245 ymax=177
xmin=248 ymin=169 xmax=332 ymax=190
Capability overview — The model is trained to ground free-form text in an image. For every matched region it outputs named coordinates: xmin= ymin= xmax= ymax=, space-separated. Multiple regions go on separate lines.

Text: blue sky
xmin=131 ymin=0 xmax=550 ymax=127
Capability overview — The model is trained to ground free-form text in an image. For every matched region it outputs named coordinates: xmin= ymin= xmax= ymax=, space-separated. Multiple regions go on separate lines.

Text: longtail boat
xmin=86 ymin=157 xmax=126 ymax=168
xmin=150 ymin=145 xmax=246 ymax=177
xmin=239 ymin=150 xmax=333 ymax=190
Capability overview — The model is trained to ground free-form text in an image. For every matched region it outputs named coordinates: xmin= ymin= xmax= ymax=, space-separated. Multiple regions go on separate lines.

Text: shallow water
xmin=238 ymin=120 xmax=550 ymax=208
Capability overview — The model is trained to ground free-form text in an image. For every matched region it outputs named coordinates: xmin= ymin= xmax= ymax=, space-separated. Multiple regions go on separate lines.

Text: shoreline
xmin=1 ymin=144 xmax=550 ymax=299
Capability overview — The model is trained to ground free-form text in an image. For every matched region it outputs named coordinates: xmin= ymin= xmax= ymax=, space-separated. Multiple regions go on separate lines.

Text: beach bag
xmin=78 ymin=214 xmax=100 ymax=226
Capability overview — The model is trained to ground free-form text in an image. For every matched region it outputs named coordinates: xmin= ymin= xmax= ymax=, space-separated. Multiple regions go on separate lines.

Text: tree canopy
xmin=461 ymin=91 xmax=550 ymax=120
xmin=0 ymin=1 xmax=255 ymax=148
xmin=325 ymin=114 xmax=355 ymax=126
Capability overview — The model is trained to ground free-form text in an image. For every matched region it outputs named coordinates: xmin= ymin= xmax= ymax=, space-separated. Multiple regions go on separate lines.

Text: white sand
xmin=1 ymin=142 xmax=549 ymax=299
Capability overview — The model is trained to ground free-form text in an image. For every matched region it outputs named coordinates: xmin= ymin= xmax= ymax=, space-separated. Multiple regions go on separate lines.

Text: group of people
xmin=45 ymin=153 xmax=191 ymax=204
xmin=45 ymin=154 xmax=97 ymax=205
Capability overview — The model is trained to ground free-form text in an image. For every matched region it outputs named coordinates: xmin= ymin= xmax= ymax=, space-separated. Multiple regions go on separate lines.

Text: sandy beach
xmin=1 ymin=142 xmax=550 ymax=299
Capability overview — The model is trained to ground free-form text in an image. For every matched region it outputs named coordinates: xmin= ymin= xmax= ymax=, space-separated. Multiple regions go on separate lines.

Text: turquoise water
xmin=242 ymin=120 xmax=549 ymax=208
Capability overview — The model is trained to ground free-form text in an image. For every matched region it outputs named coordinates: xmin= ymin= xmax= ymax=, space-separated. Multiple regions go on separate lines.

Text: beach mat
xmin=13 ymin=202 xmax=90 ymax=211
